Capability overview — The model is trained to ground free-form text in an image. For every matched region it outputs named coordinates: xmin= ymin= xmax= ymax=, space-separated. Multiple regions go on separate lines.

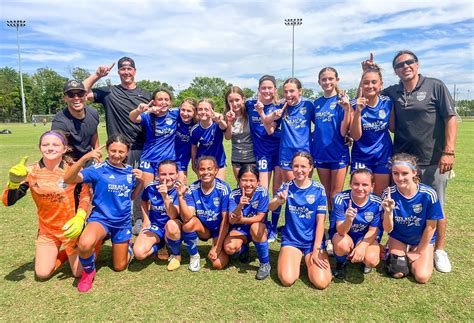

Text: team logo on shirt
xmin=378 ymin=110 xmax=386 ymax=119
xmin=165 ymin=118 xmax=173 ymax=125
xmin=329 ymin=102 xmax=337 ymax=110
xmin=127 ymin=174 xmax=133 ymax=184
xmin=412 ymin=203 xmax=423 ymax=213
xmin=57 ymin=179 xmax=67 ymax=189
xmin=300 ymin=107 xmax=307 ymax=115
xmin=364 ymin=212 xmax=374 ymax=222
xmin=213 ymin=197 xmax=220 ymax=207
xmin=416 ymin=92 xmax=427 ymax=101
xmin=251 ymin=200 xmax=259 ymax=208
xmin=306 ymin=194 xmax=315 ymax=204
xmin=315 ymin=105 xmax=320 ymax=110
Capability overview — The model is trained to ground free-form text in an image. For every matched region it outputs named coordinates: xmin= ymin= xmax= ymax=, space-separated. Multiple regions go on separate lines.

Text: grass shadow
xmin=4 ymin=261 xmax=34 ymax=282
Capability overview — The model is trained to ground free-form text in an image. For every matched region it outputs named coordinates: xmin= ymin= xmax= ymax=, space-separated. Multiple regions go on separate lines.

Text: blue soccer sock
xmin=150 ymin=244 xmax=159 ymax=256
xmin=254 ymin=241 xmax=269 ymax=264
xmin=335 ymin=255 xmax=347 ymax=264
xmin=183 ymin=231 xmax=199 ymax=256
xmin=167 ymin=238 xmax=182 ymax=256
xmin=79 ymin=253 xmax=96 ymax=273
xmin=271 ymin=206 xmax=282 ymax=232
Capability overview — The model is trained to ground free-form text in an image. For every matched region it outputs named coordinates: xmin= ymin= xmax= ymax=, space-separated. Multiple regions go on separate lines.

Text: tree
xmin=30 ymin=67 xmax=67 ymax=115
xmin=0 ymin=67 xmax=21 ymax=122
xmin=242 ymin=88 xmax=255 ymax=99
xmin=302 ymin=88 xmax=315 ymax=100
xmin=189 ymin=76 xmax=229 ymax=98
xmin=70 ymin=67 xmax=91 ymax=82
xmin=136 ymin=80 xmax=175 ymax=95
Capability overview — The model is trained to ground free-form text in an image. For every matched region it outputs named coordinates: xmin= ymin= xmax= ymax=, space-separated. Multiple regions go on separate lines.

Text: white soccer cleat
xmin=188 ymin=253 xmax=201 ymax=272
xmin=434 ymin=249 xmax=452 ymax=273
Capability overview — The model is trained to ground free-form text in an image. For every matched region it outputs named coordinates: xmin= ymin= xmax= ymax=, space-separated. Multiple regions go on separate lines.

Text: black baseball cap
xmin=63 ymin=79 xmax=86 ymax=94
xmin=118 ymin=56 xmax=136 ymax=69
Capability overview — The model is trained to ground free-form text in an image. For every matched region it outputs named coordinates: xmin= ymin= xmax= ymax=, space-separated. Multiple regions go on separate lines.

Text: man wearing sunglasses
xmin=363 ymin=50 xmax=457 ymax=274
xmin=82 ymin=57 xmax=151 ymax=235
xmin=52 ymin=79 xmax=100 ymax=162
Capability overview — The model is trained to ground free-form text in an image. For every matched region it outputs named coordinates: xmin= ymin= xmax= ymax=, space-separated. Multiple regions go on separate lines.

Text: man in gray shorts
xmin=365 ymin=50 xmax=457 ymax=273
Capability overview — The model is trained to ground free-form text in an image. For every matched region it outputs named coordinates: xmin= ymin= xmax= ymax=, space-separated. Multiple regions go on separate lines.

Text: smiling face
xmin=283 ymin=82 xmax=302 ymax=106
xmin=197 ymin=101 xmax=213 ymax=122
xmin=392 ymin=164 xmax=417 ymax=190
xmin=291 ymin=155 xmax=312 ymax=181
xmin=198 ymin=158 xmax=218 ymax=184
xmin=180 ymin=101 xmax=196 ymax=123
xmin=64 ymin=90 xmax=86 ymax=113
xmin=394 ymin=53 xmax=419 ymax=83
xmin=239 ymin=171 xmax=259 ymax=197
xmin=361 ymin=71 xmax=383 ymax=99
xmin=318 ymin=70 xmax=339 ymax=95
xmin=106 ymin=142 xmax=129 ymax=166
xmin=258 ymin=80 xmax=277 ymax=104
xmin=151 ymin=91 xmax=171 ymax=115
xmin=350 ymin=172 xmax=374 ymax=200
xmin=40 ymin=134 xmax=66 ymax=161
xmin=118 ymin=65 xmax=136 ymax=86
xmin=227 ymin=92 xmax=244 ymax=114
xmin=157 ymin=163 xmax=178 ymax=189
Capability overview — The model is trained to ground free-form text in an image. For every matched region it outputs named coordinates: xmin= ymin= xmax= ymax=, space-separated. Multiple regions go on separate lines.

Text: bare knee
xmin=311 ymin=278 xmax=330 ymax=290
xmin=35 ymin=268 xmax=53 ymax=280
xmin=132 ymin=244 xmax=149 ymax=261
xmin=278 ymin=271 xmax=297 ymax=287
xmin=165 ymin=221 xmax=181 ymax=238
xmin=414 ymin=271 xmax=432 ymax=284
xmin=78 ymin=235 xmax=97 ymax=254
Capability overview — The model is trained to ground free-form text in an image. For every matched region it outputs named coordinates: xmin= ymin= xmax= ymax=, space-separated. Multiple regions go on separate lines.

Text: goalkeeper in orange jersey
xmin=2 ymin=130 xmax=91 ymax=279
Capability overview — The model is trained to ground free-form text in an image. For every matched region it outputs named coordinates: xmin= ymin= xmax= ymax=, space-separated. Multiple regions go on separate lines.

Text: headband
xmin=392 ymin=161 xmax=417 ymax=170
xmin=40 ymin=131 xmax=66 ymax=145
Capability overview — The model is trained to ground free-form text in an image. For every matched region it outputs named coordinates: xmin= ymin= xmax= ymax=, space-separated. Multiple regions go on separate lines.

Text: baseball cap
xmin=118 ymin=56 xmax=136 ymax=69
xmin=259 ymin=75 xmax=277 ymax=87
xmin=63 ymin=79 xmax=86 ymax=94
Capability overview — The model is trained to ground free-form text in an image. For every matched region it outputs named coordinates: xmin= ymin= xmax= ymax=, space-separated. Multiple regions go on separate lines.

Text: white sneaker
xmin=434 ymin=249 xmax=452 ymax=273
xmin=188 ymin=253 xmax=201 ymax=272
xmin=326 ymin=239 xmax=334 ymax=256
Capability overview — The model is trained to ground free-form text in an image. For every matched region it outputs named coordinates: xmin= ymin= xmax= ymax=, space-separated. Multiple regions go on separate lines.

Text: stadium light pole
xmin=284 ymin=18 xmax=303 ymax=78
xmin=7 ymin=20 xmax=27 ymax=123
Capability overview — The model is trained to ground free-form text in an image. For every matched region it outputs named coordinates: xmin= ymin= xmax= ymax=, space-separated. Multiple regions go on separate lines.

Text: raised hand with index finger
xmin=95 ymin=62 xmax=115 ymax=78
xmin=345 ymin=199 xmax=358 ymax=222
xmin=361 ymin=52 xmax=375 ymax=71
xmin=355 ymin=87 xmax=367 ymax=112
xmin=382 ymin=188 xmax=395 ymax=214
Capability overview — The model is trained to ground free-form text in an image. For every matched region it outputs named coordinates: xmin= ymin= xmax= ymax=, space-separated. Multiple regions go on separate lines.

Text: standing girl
xmin=269 ymin=152 xmax=332 ymax=289
xmin=132 ymin=160 xmax=183 ymax=271
xmin=2 ymin=131 xmax=90 ymax=280
xmin=190 ymin=99 xmax=227 ymax=180
xmin=349 ymin=65 xmax=393 ymax=196
xmin=224 ymin=86 xmax=256 ymax=181
xmin=175 ymin=98 xmax=197 ymax=183
xmin=264 ymin=78 xmax=314 ymax=181
xmin=223 ymin=165 xmax=271 ymax=280
xmin=129 ymin=88 xmax=179 ymax=186
xmin=331 ymin=168 xmax=382 ymax=279
xmin=382 ymin=153 xmax=443 ymax=284
xmin=64 ymin=135 xmax=144 ymax=292
xmin=245 ymin=75 xmax=283 ymax=242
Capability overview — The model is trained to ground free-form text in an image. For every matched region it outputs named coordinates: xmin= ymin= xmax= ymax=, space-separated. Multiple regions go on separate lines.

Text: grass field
xmin=0 ymin=122 xmax=473 ymax=321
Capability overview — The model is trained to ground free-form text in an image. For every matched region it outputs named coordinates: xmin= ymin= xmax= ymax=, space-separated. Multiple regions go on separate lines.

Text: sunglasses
xmin=66 ymin=91 xmax=86 ymax=98
xmin=394 ymin=59 xmax=417 ymax=69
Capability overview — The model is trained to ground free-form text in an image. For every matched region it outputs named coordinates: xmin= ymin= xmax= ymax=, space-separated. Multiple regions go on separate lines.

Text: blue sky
xmin=1 ymin=0 xmax=473 ymax=99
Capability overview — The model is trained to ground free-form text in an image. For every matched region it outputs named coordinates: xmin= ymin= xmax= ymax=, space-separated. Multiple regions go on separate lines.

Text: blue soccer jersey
xmin=312 ymin=95 xmax=350 ymax=163
xmin=190 ymin=122 xmax=226 ymax=168
xmin=229 ymin=186 xmax=269 ymax=218
xmin=175 ymin=115 xmax=195 ymax=171
xmin=275 ymin=99 xmax=314 ymax=164
xmin=141 ymin=181 xmax=179 ymax=228
xmin=185 ymin=178 xmax=231 ymax=232
xmin=245 ymin=99 xmax=281 ymax=157
xmin=351 ymin=95 xmax=393 ymax=165
xmin=81 ymin=160 xmax=136 ymax=228
xmin=279 ymin=180 xmax=327 ymax=248
xmin=383 ymin=184 xmax=444 ymax=246
xmin=140 ymin=108 xmax=179 ymax=162
xmin=333 ymin=190 xmax=382 ymax=242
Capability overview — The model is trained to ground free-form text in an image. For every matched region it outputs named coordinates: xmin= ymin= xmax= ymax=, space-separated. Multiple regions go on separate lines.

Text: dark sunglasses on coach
xmin=66 ymin=91 xmax=86 ymax=98
xmin=394 ymin=59 xmax=417 ymax=69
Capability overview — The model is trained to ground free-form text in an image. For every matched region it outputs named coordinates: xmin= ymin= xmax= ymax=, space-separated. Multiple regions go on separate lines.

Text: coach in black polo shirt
xmin=52 ymin=79 xmax=99 ymax=161
xmin=83 ymin=57 xmax=151 ymax=235
xmin=364 ymin=50 xmax=457 ymax=273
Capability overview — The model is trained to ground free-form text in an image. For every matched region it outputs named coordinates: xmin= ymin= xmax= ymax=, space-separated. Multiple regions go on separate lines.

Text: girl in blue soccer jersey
xmin=382 ymin=153 xmax=443 ymax=284
xmin=312 ymin=67 xmax=351 ymax=208
xmin=269 ymin=152 xmax=332 ymax=289
xmin=246 ymin=75 xmax=283 ymax=242
xmin=129 ymin=88 xmax=179 ymax=186
xmin=133 ymin=160 xmax=183 ymax=271
xmin=190 ymin=99 xmax=227 ymax=180
xmin=64 ymin=134 xmax=144 ymax=293
xmin=175 ymin=98 xmax=197 ymax=183
xmin=331 ymin=168 xmax=382 ymax=279
xmin=223 ymin=164 xmax=271 ymax=280
xmin=349 ymin=65 xmax=393 ymax=197
xmin=263 ymin=78 xmax=314 ymax=182
xmin=176 ymin=156 xmax=231 ymax=271
xmin=224 ymin=86 xmax=256 ymax=181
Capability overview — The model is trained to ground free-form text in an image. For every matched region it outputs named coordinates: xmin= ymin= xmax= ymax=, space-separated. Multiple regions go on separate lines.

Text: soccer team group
xmin=2 ymin=50 xmax=457 ymax=293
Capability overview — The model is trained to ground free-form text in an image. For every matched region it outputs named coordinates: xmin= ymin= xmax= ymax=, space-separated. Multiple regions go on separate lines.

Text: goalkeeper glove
xmin=63 ymin=209 xmax=87 ymax=239
xmin=8 ymin=156 xmax=28 ymax=189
